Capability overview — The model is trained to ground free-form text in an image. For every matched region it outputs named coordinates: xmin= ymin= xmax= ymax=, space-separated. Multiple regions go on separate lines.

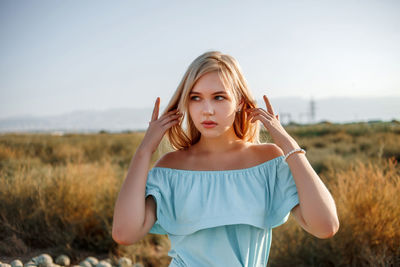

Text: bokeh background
xmin=0 ymin=1 xmax=399 ymax=266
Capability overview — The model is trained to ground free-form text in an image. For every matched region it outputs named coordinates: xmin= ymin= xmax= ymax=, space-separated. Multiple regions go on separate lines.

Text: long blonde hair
xmin=162 ymin=50 xmax=261 ymax=151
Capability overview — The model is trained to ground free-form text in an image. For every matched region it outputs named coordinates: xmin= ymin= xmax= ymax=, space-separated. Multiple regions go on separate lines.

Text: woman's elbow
xmin=315 ymin=218 xmax=340 ymax=239
xmin=112 ymin=226 xmax=137 ymax=246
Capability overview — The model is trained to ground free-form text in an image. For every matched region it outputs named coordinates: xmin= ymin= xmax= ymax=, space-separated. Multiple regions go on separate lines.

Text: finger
xmin=161 ymin=113 xmax=183 ymax=126
xmin=164 ymin=119 xmax=181 ymax=129
xmin=151 ymin=97 xmax=160 ymax=121
xmin=160 ymin=108 xmax=180 ymax=120
xmin=251 ymin=113 xmax=270 ymax=125
xmin=250 ymin=114 xmax=263 ymax=123
xmin=161 ymin=114 xmax=183 ymax=127
xmin=247 ymin=109 xmax=273 ymax=120
xmin=254 ymin=113 xmax=274 ymax=125
xmin=263 ymin=95 xmax=275 ymax=115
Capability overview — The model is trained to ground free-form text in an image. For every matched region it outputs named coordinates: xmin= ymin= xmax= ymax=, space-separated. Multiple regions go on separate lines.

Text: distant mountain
xmin=0 ymin=96 xmax=398 ymax=133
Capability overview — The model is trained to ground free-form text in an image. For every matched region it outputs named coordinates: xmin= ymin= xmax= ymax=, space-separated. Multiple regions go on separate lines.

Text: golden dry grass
xmin=0 ymin=121 xmax=399 ymax=266
xmin=269 ymin=155 xmax=400 ymax=266
xmin=0 ymin=156 xmax=118 ymax=253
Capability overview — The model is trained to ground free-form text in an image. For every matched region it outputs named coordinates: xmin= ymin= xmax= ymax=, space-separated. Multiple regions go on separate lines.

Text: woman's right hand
xmin=139 ymin=97 xmax=183 ymax=154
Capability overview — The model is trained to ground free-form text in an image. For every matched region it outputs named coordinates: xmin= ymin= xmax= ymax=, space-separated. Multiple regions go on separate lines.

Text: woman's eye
xmin=190 ymin=96 xmax=225 ymax=101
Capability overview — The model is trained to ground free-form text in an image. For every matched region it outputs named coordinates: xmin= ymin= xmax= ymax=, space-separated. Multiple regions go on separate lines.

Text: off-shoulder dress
xmin=145 ymin=155 xmax=299 ymax=267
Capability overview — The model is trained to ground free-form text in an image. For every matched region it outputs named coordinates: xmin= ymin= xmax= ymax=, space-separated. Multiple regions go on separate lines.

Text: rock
xmin=11 ymin=260 xmax=23 ymax=267
xmin=32 ymin=254 xmax=53 ymax=267
xmin=78 ymin=262 xmax=90 ymax=267
xmin=94 ymin=261 xmax=111 ymax=267
xmin=117 ymin=258 xmax=131 ymax=267
xmin=1 ymin=264 xmax=12 ymax=267
xmin=55 ymin=255 xmax=70 ymax=266
xmin=132 ymin=264 xmax=144 ymax=267
xmin=83 ymin=258 xmax=97 ymax=267
xmin=101 ymin=260 xmax=111 ymax=265
xmin=23 ymin=261 xmax=36 ymax=267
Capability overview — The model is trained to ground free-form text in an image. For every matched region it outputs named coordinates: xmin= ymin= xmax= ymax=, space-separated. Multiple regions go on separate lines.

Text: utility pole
xmin=309 ymin=97 xmax=316 ymax=124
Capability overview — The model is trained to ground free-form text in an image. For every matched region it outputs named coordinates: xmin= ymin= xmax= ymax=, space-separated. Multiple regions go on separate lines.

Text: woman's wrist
xmin=278 ymin=137 xmax=307 ymax=161
xmin=284 ymin=148 xmax=306 ymax=161
xmin=279 ymin=136 xmax=301 ymax=155
xmin=136 ymin=144 xmax=154 ymax=157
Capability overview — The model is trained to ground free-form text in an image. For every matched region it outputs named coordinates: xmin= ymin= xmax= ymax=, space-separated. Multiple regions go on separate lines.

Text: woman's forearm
xmin=280 ymin=137 xmax=339 ymax=237
xmin=112 ymin=145 xmax=153 ymax=244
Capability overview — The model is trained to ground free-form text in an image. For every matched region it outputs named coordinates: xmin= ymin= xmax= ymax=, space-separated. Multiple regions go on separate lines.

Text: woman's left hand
xmin=246 ymin=95 xmax=293 ymax=149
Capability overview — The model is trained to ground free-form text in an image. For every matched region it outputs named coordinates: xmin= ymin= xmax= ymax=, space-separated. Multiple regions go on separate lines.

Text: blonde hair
xmin=161 ymin=50 xmax=261 ymax=150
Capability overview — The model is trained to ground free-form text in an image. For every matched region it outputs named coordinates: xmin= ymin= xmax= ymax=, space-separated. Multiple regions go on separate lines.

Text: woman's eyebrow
xmin=189 ymin=91 xmax=227 ymax=95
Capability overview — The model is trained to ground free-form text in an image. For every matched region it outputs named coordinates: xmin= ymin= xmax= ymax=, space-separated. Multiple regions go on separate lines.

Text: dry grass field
xmin=0 ymin=121 xmax=399 ymax=266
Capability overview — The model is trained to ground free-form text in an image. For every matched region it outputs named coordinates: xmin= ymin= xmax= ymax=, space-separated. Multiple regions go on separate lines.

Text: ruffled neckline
xmin=150 ymin=155 xmax=284 ymax=174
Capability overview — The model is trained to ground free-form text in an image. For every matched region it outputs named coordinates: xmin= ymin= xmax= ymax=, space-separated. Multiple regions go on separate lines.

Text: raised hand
xmin=245 ymin=95 xmax=292 ymax=149
xmin=139 ymin=97 xmax=183 ymax=154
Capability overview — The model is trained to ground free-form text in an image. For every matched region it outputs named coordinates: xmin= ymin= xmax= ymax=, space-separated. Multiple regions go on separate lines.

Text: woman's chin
xmin=198 ymin=129 xmax=218 ymax=136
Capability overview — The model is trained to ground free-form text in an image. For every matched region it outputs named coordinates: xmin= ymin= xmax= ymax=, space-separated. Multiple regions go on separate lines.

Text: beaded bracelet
xmin=284 ymin=148 xmax=306 ymax=162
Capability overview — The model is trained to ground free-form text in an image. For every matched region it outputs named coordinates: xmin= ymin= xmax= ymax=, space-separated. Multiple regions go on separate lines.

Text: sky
xmin=0 ymin=0 xmax=399 ymax=119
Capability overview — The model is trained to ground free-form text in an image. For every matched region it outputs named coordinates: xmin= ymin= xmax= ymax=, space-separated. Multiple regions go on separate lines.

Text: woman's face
xmin=188 ymin=71 xmax=238 ymax=137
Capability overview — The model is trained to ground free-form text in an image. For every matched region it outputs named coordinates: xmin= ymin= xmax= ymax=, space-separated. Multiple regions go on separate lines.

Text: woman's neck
xmin=190 ymin=137 xmax=248 ymax=155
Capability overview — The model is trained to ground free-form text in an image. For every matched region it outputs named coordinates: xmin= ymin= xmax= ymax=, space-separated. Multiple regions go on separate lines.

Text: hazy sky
xmin=1 ymin=0 xmax=399 ymax=119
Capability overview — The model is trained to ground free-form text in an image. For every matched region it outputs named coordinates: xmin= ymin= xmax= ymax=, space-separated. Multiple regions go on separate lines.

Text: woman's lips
xmin=201 ymin=122 xmax=217 ymax=128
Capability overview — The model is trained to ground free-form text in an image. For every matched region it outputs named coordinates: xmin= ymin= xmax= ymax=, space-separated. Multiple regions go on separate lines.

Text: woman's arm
xmin=112 ymin=145 xmax=153 ymax=245
xmin=112 ymin=98 xmax=183 ymax=245
xmin=247 ymin=95 xmax=339 ymax=239
xmin=278 ymin=137 xmax=340 ymax=239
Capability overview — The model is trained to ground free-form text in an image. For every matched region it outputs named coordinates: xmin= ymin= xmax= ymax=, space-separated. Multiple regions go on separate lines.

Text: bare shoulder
xmin=153 ymin=150 xmax=184 ymax=168
xmin=250 ymin=143 xmax=284 ymax=162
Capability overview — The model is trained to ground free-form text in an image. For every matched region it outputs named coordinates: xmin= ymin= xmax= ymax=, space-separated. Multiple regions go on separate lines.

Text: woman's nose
xmin=202 ymin=101 xmax=214 ymax=115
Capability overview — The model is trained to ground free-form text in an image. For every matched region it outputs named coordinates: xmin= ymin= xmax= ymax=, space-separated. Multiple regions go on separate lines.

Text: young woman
xmin=112 ymin=51 xmax=339 ymax=266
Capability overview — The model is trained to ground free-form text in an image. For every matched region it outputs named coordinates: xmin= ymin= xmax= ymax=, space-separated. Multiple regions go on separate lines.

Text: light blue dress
xmin=145 ymin=155 xmax=299 ymax=267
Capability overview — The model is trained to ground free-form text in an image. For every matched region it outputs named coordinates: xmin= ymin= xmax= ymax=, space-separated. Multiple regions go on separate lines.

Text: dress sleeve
xmin=266 ymin=156 xmax=300 ymax=228
xmin=145 ymin=169 xmax=168 ymax=235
